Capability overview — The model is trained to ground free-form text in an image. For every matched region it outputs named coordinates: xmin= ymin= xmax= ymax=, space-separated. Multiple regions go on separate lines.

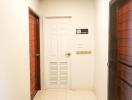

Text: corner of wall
xmin=94 ymin=0 xmax=110 ymax=100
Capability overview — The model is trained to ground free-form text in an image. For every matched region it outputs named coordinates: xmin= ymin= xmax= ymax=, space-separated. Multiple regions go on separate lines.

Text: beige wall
xmin=29 ymin=0 xmax=40 ymax=13
xmin=0 ymin=0 xmax=110 ymax=99
xmin=39 ymin=0 xmax=95 ymax=90
xmin=0 ymin=0 xmax=39 ymax=100
xmin=94 ymin=0 xmax=110 ymax=100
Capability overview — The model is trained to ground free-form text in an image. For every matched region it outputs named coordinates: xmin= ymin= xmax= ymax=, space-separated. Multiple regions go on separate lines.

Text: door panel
xmin=116 ymin=78 xmax=132 ymax=100
xmin=117 ymin=63 xmax=132 ymax=85
xmin=29 ymin=15 xmax=36 ymax=96
xmin=29 ymin=9 xmax=40 ymax=99
xmin=44 ymin=18 xmax=72 ymax=89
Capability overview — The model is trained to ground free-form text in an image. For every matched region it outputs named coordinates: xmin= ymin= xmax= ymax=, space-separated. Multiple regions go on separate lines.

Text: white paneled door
xmin=44 ymin=17 xmax=72 ymax=89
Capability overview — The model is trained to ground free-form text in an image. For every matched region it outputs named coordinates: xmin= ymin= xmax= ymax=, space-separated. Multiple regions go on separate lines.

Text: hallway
xmin=1 ymin=0 xmax=132 ymax=99
xmin=33 ymin=89 xmax=97 ymax=100
xmin=0 ymin=0 xmax=109 ymax=100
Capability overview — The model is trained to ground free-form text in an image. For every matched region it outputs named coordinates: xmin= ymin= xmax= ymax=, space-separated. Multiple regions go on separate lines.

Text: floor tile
xmin=33 ymin=89 xmax=97 ymax=100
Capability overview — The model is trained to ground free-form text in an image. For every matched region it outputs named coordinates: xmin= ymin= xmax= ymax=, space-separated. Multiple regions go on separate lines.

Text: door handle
xmin=36 ymin=54 xmax=40 ymax=57
xmin=107 ymin=62 xmax=109 ymax=67
xmin=65 ymin=53 xmax=71 ymax=57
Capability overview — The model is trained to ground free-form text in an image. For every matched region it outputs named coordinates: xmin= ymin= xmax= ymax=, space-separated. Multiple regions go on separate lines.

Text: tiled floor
xmin=33 ymin=89 xmax=97 ymax=100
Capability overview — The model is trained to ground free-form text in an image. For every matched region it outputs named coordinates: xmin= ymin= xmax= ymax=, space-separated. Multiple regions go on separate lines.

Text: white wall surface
xmin=29 ymin=0 xmax=40 ymax=13
xmin=39 ymin=0 xmax=95 ymax=90
xmin=94 ymin=0 xmax=110 ymax=100
xmin=0 ymin=0 xmax=39 ymax=100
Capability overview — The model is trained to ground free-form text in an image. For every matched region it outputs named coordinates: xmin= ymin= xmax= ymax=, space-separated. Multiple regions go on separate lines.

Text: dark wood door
xmin=29 ymin=8 xmax=40 ymax=100
xmin=109 ymin=0 xmax=132 ymax=100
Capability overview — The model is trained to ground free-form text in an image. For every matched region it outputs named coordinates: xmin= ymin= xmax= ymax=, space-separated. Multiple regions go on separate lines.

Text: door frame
xmin=29 ymin=7 xmax=41 ymax=100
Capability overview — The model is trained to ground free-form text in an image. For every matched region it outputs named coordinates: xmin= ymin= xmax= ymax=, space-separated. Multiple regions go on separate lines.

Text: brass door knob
xmin=65 ymin=53 xmax=71 ymax=57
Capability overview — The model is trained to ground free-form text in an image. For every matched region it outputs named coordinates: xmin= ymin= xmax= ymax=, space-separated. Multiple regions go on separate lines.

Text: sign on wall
xmin=76 ymin=29 xmax=88 ymax=34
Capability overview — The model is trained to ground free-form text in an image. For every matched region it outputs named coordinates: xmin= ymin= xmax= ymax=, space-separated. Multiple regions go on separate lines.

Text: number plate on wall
xmin=76 ymin=29 xmax=88 ymax=34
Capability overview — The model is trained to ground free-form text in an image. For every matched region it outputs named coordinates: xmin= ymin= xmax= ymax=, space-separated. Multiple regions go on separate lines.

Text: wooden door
xmin=44 ymin=18 xmax=72 ymax=89
xmin=109 ymin=0 xmax=132 ymax=100
xmin=29 ymin=8 xmax=40 ymax=99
